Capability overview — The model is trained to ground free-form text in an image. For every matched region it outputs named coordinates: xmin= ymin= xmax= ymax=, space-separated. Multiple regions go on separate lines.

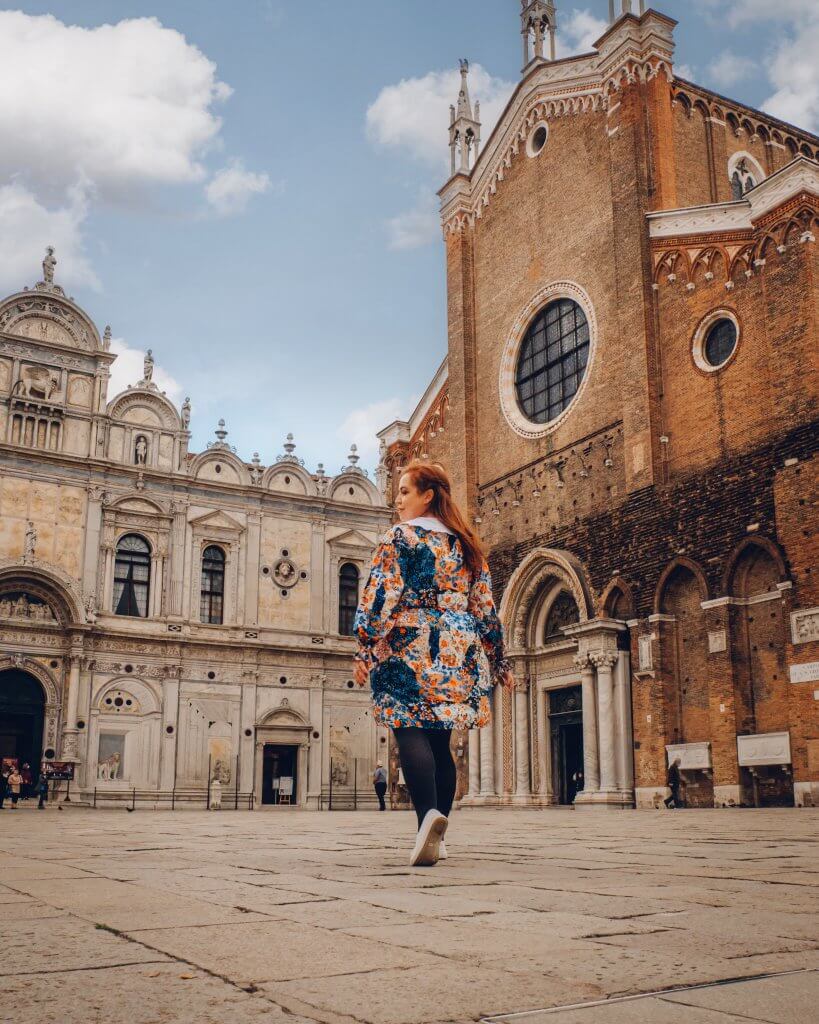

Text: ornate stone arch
xmin=262 ymin=462 xmax=316 ymax=496
xmin=722 ymin=536 xmax=788 ymax=595
xmin=328 ymin=471 xmax=380 ymax=506
xmin=0 ymin=559 xmax=85 ymax=625
xmin=0 ymin=291 xmax=102 ymax=351
xmin=654 ymin=556 xmax=711 ymax=614
xmin=0 ymin=655 xmax=62 ymax=757
xmin=189 ymin=449 xmax=251 ymax=486
xmin=107 ymin=388 xmax=182 ymax=431
xmin=499 ymin=548 xmax=594 ymax=650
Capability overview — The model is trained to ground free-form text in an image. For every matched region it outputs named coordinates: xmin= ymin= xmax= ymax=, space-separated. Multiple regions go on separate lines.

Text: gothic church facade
xmin=379 ymin=3 xmax=819 ymax=809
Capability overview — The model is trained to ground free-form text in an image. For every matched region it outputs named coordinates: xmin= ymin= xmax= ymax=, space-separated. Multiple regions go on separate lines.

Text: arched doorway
xmin=0 ymin=670 xmax=46 ymax=776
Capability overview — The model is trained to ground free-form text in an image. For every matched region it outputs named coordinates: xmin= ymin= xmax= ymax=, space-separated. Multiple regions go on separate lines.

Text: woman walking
xmin=354 ymin=461 xmax=513 ymax=866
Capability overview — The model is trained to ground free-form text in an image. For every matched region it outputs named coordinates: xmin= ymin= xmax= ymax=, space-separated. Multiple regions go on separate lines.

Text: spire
xmin=448 ymin=59 xmax=482 ymax=176
xmin=610 ymin=1 xmax=645 ymax=22
xmin=521 ymin=1 xmax=557 ymax=68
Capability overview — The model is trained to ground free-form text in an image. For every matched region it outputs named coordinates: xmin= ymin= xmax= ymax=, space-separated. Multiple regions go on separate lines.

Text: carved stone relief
xmin=0 ymin=592 xmax=56 ymax=621
xmin=791 ymin=608 xmax=819 ymax=645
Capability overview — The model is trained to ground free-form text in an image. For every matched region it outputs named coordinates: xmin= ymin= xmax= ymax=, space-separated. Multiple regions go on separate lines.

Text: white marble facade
xmin=0 ymin=254 xmax=391 ymax=808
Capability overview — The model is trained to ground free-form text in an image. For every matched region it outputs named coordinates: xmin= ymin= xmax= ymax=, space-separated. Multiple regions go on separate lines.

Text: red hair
xmin=399 ymin=460 xmax=485 ymax=577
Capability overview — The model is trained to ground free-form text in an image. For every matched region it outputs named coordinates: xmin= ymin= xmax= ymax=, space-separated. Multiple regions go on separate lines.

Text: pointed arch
xmin=654 ymin=556 xmax=710 ymax=615
xmin=600 ymin=576 xmax=636 ymax=620
xmin=722 ymin=536 xmax=788 ymax=596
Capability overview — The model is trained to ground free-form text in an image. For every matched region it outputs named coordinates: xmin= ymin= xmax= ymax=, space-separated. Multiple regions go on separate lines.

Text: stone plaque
xmin=708 ymin=630 xmax=727 ymax=654
xmin=737 ymin=731 xmax=791 ymax=767
xmin=638 ymin=634 xmax=653 ymax=671
xmin=789 ymin=662 xmax=819 ymax=684
xmin=666 ymin=742 xmax=711 ymax=770
xmin=791 ymin=608 xmax=819 ymax=645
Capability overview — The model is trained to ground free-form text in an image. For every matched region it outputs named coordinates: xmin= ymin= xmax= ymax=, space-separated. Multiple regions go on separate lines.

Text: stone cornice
xmin=648 ymin=157 xmax=819 ymax=241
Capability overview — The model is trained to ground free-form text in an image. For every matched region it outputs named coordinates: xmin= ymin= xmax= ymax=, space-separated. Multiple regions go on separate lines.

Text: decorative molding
xmin=666 ymin=741 xmax=711 ymax=770
xmin=791 ymin=607 xmax=819 ymax=645
xmin=737 ymin=731 xmax=791 ymax=767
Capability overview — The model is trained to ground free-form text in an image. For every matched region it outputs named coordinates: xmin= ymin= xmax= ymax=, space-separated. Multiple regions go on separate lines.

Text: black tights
xmin=393 ymin=728 xmax=456 ymax=828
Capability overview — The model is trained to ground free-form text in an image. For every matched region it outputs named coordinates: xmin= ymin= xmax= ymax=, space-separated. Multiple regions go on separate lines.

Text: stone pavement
xmin=0 ymin=807 xmax=817 ymax=1024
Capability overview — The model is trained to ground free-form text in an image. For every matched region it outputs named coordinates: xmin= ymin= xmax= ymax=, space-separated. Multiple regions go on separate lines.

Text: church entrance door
xmin=0 ymin=669 xmax=45 ymax=777
xmin=549 ymin=686 xmax=584 ymax=805
xmin=262 ymin=744 xmax=298 ymax=806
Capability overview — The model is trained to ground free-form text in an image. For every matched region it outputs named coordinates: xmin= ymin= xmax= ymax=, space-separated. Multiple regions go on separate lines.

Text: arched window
xmin=729 ymin=157 xmax=759 ymax=199
xmin=113 ymin=534 xmax=150 ymax=618
xmin=544 ymin=591 xmax=579 ymax=642
xmin=516 ymin=298 xmax=590 ymax=425
xmin=338 ymin=563 xmax=360 ymax=636
xmin=200 ymin=545 xmax=225 ymax=625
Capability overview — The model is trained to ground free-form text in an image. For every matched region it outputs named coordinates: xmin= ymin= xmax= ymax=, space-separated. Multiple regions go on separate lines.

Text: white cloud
xmin=0 ymin=181 xmax=99 ymax=295
xmin=698 ymin=1 xmax=818 ymax=29
xmin=675 ymin=64 xmax=697 ymax=81
xmin=337 ymin=397 xmax=416 ymax=470
xmin=0 ymin=11 xmax=231 ymax=203
xmin=763 ymin=18 xmax=819 ymax=131
xmin=707 ymin=51 xmax=756 ymax=90
xmin=386 ymin=192 xmax=439 ymax=251
xmin=108 ymin=338 xmax=184 ymax=407
xmin=367 ymin=63 xmax=513 ymax=168
xmin=555 ymin=9 xmax=608 ymax=59
xmin=205 ymin=160 xmax=273 ymax=215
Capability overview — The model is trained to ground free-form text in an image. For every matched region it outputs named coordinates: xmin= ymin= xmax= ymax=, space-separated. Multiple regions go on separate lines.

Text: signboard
xmin=279 ymin=776 xmax=293 ymax=796
xmin=41 ymin=761 xmax=75 ymax=781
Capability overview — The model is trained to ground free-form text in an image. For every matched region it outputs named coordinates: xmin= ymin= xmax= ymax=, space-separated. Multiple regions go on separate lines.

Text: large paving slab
xmin=0 ymin=806 xmax=816 ymax=1023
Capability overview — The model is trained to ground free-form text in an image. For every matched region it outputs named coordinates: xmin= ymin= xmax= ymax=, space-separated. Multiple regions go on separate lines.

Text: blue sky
xmin=1 ymin=1 xmax=816 ymax=475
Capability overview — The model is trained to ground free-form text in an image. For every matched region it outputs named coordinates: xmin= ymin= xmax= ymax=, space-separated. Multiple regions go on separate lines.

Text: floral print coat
xmin=354 ymin=523 xmax=509 ymax=730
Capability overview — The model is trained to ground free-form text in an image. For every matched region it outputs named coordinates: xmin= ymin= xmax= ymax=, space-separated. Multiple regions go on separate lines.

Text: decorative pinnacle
xmin=215 ymin=419 xmax=228 ymax=443
xmin=252 ymin=452 xmax=261 ymax=466
xmin=348 ymin=444 xmax=360 ymax=467
xmin=315 ymin=463 xmax=326 ymax=478
xmin=283 ymin=433 xmax=296 ymax=457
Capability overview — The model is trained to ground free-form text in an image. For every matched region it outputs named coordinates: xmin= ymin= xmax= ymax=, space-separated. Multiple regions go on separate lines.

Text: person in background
xmin=373 ymin=762 xmax=388 ymax=811
xmin=7 ymin=767 xmax=23 ymax=809
xmin=36 ymin=773 xmax=49 ymax=810
xmin=0 ymin=768 xmax=8 ymax=809
xmin=665 ymin=757 xmax=683 ymax=809
xmin=355 ymin=460 xmax=514 ymax=867
xmin=20 ymin=762 xmax=32 ymax=800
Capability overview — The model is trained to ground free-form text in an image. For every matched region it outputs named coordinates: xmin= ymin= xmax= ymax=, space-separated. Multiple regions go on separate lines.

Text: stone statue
xmin=42 ymin=246 xmax=56 ymax=286
xmin=85 ymin=593 xmax=98 ymax=624
xmin=103 ymin=325 xmax=112 ymax=351
xmin=0 ymin=598 xmax=11 ymax=617
xmin=181 ymin=397 xmax=191 ymax=429
xmin=97 ymin=752 xmax=120 ymax=781
xmin=209 ymin=777 xmax=222 ymax=810
xmin=143 ymin=349 xmax=154 ymax=383
xmin=135 ymin=436 xmax=148 ymax=465
xmin=23 ymin=522 xmax=37 ymax=563
xmin=14 ymin=594 xmax=30 ymax=616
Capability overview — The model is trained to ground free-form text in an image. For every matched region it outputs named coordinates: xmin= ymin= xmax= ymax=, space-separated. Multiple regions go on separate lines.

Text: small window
xmin=338 ymin=563 xmax=360 ymax=636
xmin=704 ymin=318 xmax=738 ymax=368
xmin=113 ymin=534 xmax=150 ymax=618
xmin=527 ymin=122 xmax=549 ymax=157
xmin=544 ymin=592 xmax=579 ymax=642
xmin=200 ymin=545 xmax=225 ymax=624
xmin=729 ymin=157 xmax=760 ymax=199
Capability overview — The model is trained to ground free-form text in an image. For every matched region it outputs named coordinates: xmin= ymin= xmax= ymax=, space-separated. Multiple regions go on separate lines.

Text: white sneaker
xmin=439 ymin=840 xmax=448 ymax=861
xmin=409 ymin=810 xmax=448 ymax=867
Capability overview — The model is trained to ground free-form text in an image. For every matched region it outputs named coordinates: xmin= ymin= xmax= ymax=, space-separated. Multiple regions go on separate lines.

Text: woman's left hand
xmin=499 ymin=667 xmax=516 ymax=691
xmin=353 ymin=658 xmax=369 ymax=688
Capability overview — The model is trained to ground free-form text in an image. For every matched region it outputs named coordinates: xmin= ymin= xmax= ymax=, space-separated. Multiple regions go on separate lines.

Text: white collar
xmin=402 ymin=516 xmax=455 ymax=535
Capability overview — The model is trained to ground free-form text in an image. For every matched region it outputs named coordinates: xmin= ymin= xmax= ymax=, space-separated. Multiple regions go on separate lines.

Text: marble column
xmin=61 ymin=650 xmax=82 ymax=761
xmin=614 ymin=650 xmax=633 ymax=794
xmin=513 ymin=687 xmax=531 ymax=802
xmin=468 ymin=728 xmax=480 ymax=799
xmin=576 ymin=653 xmax=600 ymax=792
xmin=592 ymin=652 xmax=618 ymax=792
xmin=479 ymin=720 xmax=495 ymax=799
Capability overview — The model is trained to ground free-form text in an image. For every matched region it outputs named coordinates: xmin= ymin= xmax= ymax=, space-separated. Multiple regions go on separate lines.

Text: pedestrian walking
xmin=0 ymin=769 xmax=8 ymax=809
xmin=373 ymin=762 xmax=388 ymax=811
xmin=665 ymin=757 xmax=683 ymax=808
xmin=354 ymin=460 xmax=514 ymax=866
xmin=7 ymin=768 xmax=23 ymax=809
xmin=36 ymin=774 xmax=49 ymax=809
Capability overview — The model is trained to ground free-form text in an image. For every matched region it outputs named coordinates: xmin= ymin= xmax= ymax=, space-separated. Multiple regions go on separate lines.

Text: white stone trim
xmin=737 ymin=731 xmax=791 ymax=767
xmin=498 ymin=281 xmax=597 ymax=440
xmin=727 ymin=150 xmax=766 ymax=189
